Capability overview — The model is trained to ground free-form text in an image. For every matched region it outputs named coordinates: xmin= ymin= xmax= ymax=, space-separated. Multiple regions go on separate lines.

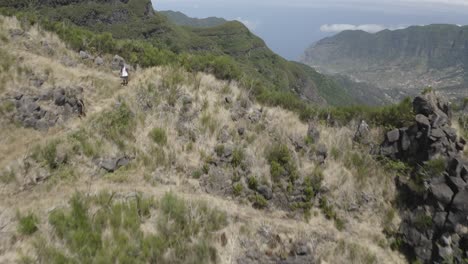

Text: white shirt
xmin=122 ymin=67 xmax=128 ymax=77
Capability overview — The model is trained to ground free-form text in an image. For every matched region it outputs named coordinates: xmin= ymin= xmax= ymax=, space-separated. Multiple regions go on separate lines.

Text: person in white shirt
xmin=120 ymin=63 xmax=129 ymax=86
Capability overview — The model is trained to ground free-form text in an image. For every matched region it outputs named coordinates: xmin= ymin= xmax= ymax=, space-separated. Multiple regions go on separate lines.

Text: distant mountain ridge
xmin=159 ymin=10 xmax=227 ymax=28
xmin=302 ymin=24 xmax=468 ymax=101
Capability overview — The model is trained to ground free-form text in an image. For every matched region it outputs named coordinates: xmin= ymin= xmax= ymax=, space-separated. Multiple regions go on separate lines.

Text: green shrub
xmin=95 ymin=102 xmax=135 ymax=149
xmin=192 ymin=169 xmax=203 ymax=179
xmin=247 ymin=176 xmax=258 ymax=190
xmin=231 ymin=148 xmax=245 ymax=167
xmin=38 ymin=192 xmax=227 ymax=264
xmin=252 ymin=194 xmax=268 ymax=209
xmin=17 ymin=212 xmax=39 ymax=235
xmin=69 ymin=129 xmax=99 ymax=158
xmin=233 ymin=182 xmax=243 ymax=196
xmin=31 ymin=140 xmax=64 ymax=170
xmin=266 ymin=144 xmax=298 ymax=183
xmin=149 ymin=127 xmax=167 ymax=146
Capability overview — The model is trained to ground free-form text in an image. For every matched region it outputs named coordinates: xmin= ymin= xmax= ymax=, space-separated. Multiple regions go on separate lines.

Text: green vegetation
xmin=31 ymin=140 xmax=67 ymax=170
xmin=266 ymin=144 xmax=298 ymax=183
xmin=414 ymin=158 xmax=446 ymax=187
xmin=31 ymin=192 xmax=227 ymax=264
xmin=0 ymin=169 xmax=15 ymax=184
xmin=247 ymin=176 xmax=258 ymax=190
xmin=17 ymin=212 xmax=39 ymax=235
xmin=319 ymin=197 xmax=345 ymax=231
xmin=149 ymin=127 xmax=168 ymax=146
xmin=94 ymin=102 xmax=136 ymax=149
xmin=251 ymin=193 xmax=268 ymax=209
xmin=231 ymin=147 xmax=245 ymax=168
xmin=69 ymin=129 xmax=100 ymax=158
xmin=159 ymin=10 xmax=227 ymax=28
xmin=232 ymin=182 xmax=243 ymax=196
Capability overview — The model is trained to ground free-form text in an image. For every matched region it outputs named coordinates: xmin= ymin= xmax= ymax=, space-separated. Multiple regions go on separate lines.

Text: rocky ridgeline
xmin=379 ymin=92 xmax=467 ymax=263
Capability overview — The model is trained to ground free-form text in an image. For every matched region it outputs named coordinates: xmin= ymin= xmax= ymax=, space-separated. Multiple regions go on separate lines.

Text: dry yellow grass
xmin=0 ymin=16 xmax=406 ymax=264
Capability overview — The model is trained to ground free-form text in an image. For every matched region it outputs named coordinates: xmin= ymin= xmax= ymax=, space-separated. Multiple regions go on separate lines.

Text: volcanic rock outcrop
xmin=379 ymin=92 xmax=467 ymax=263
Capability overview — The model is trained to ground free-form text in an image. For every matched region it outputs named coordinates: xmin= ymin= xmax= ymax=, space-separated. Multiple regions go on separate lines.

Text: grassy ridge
xmin=0 ymin=0 xmax=357 ymax=106
xmin=1 ymin=3 xmax=414 ymax=127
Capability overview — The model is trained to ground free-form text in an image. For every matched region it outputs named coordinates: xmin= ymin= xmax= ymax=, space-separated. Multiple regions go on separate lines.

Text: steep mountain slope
xmin=0 ymin=16 xmax=407 ymax=263
xmin=0 ymin=0 xmax=361 ymax=106
xmin=159 ymin=10 xmax=227 ymax=28
xmin=302 ymin=25 xmax=468 ymax=101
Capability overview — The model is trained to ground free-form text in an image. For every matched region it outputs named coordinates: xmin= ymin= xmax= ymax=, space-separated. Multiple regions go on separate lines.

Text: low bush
xmin=149 ymin=127 xmax=167 ymax=146
xmin=233 ymin=182 xmax=243 ymax=196
xmin=252 ymin=194 xmax=268 ymax=209
xmin=17 ymin=212 xmax=39 ymax=235
xmin=34 ymin=192 xmax=227 ymax=264
xmin=266 ymin=144 xmax=298 ymax=183
xmin=31 ymin=140 xmax=65 ymax=170
xmin=69 ymin=129 xmax=99 ymax=158
xmin=231 ymin=147 xmax=245 ymax=168
xmin=94 ymin=102 xmax=136 ymax=149
xmin=247 ymin=176 xmax=258 ymax=190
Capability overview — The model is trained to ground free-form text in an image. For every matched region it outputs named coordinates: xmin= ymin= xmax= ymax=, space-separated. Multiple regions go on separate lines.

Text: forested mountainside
xmin=159 ymin=10 xmax=227 ymax=28
xmin=0 ymin=0 xmax=362 ymax=106
xmin=302 ymin=25 xmax=468 ymax=101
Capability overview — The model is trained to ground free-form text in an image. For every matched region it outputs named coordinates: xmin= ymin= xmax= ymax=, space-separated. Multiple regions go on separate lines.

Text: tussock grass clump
xmin=17 ymin=212 xmax=39 ymax=235
xmin=149 ymin=127 xmax=167 ymax=146
xmin=69 ymin=129 xmax=100 ymax=158
xmin=231 ymin=147 xmax=245 ymax=168
xmin=200 ymin=112 xmax=219 ymax=135
xmin=31 ymin=139 xmax=66 ymax=170
xmin=94 ymin=102 xmax=136 ymax=149
xmin=32 ymin=192 xmax=227 ymax=264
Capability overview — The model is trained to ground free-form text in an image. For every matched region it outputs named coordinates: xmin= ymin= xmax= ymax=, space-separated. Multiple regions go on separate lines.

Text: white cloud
xmin=320 ymin=24 xmax=408 ymax=33
xmin=235 ymin=17 xmax=260 ymax=30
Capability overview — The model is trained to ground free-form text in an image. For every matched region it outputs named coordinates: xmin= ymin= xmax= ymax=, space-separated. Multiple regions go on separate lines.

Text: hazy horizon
xmin=153 ymin=0 xmax=468 ymax=60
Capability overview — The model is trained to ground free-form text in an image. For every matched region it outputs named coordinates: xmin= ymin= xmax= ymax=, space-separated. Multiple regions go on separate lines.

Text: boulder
xmin=79 ymin=50 xmax=92 ymax=60
xmin=430 ymin=183 xmax=454 ymax=206
xmin=111 ymin=55 xmax=125 ymax=70
xmin=257 ymin=185 xmax=273 ymax=200
xmin=413 ymin=96 xmax=434 ymax=116
xmin=100 ymin=156 xmax=131 ymax=173
xmin=94 ymin=56 xmax=104 ymax=66
xmin=387 ymin=129 xmax=400 ymax=143
xmin=415 ymin=114 xmax=431 ymax=128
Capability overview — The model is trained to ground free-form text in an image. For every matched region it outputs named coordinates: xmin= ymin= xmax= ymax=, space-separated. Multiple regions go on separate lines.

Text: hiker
xmin=77 ymin=98 xmax=86 ymax=118
xmin=120 ymin=63 xmax=129 ymax=86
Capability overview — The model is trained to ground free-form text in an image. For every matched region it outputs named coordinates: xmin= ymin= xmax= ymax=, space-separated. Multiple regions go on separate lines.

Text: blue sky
xmin=153 ymin=0 xmax=468 ymax=60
